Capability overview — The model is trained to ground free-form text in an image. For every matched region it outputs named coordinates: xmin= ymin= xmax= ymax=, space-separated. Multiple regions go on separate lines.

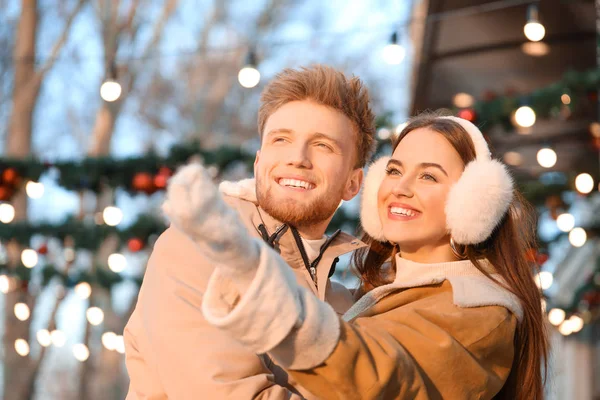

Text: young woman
xmin=163 ymin=112 xmax=549 ymax=399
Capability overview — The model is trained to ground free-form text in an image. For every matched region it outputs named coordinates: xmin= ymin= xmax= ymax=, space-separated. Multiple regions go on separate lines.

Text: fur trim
xmin=269 ymin=286 xmax=341 ymax=370
xmin=440 ymin=116 xmax=491 ymax=161
xmin=343 ymin=256 xmax=524 ymax=322
xmin=218 ymin=178 xmax=257 ymax=203
xmin=202 ymin=243 xmax=341 ymax=369
xmin=446 ymin=160 xmax=514 ymax=244
xmin=202 ymin=245 xmax=304 ymax=354
xmin=360 ymin=157 xmax=389 ymax=241
xmin=450 ymin=275 xmax=523 ymax=321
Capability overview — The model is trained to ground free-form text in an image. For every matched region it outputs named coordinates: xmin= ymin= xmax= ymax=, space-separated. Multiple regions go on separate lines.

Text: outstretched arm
xmin=163 ymin=163 xmax=517 ymax=400
xmin=124 ymin=165 xmax=305 ymax=399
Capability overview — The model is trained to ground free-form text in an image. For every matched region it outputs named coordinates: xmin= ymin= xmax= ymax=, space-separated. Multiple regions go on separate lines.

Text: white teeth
xmin=279 ymin=178 xmax=314 ymax=190
xmin=390 ymin=207 xmax=416 ymax=217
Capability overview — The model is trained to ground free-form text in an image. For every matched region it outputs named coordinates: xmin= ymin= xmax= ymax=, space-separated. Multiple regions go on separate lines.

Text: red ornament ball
xmin=536 ymin=253 xmax=549 ymax=265
xmin=128 ymin=238 xmax=144 ymax=253
xmin=0 ymin=186 xmax=13 ymax=201
xmin=457 ymin=108 xmax=476 ymax=122
xmin=2 ymin=168 xmax=19 ymax=185
xmin=154 ymin=174 xmax=168 ymax=189
xmin=132 ymin=172 xmax=155 ymax=194
xmin=37 ymin=244 xmax=49 ymax=255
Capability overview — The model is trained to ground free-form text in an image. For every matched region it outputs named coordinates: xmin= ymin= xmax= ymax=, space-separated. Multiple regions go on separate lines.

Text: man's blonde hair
xmin=257 ymin=65 xmax=376 ymax=168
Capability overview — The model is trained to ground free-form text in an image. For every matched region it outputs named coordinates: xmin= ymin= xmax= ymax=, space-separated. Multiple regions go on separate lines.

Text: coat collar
xmin=343 ymin=255 xmax=523 ymax=323
xmin=250 ymin=201 xmax=366 ymax=274
xmin=220 ymin=180 xmax=366 ymax=298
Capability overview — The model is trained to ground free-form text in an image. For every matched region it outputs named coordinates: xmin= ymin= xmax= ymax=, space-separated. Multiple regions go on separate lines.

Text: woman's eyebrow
xmin=387 ymin=159 xmax=448 ymax=177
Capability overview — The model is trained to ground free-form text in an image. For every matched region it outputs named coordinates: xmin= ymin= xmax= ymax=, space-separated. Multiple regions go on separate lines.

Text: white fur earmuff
xmin=360 ymin=116 xmax=514 ymax=245
xmin=360 ymin=156 xmax=390 ymax=241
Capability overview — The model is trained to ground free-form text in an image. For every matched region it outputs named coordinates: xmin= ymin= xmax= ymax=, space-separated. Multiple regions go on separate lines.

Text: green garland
xmin=471 ymin=68 xmax=599 ymax=132
xmin=0 ymin=263 xmax=141 ymax=291
xmin=0 ymin=214 xmax=167 ymax=250
xmin=0 ymin=141 xmax=255 ymax=193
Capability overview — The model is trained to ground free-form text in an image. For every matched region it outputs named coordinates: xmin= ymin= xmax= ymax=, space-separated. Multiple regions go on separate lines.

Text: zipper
xmin=290 ymin=227 xmax=314 ymax=283
xmin=290 ymin=227 xmax=342 ymax=287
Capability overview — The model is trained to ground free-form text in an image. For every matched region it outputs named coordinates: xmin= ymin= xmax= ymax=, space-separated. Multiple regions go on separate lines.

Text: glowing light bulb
xmin=14 ymin=302 xmax=30 ymax=321
xmin=37 ymin=329 xmax=52 ymax=347
xmin=73 ymin=343 xmax=90 ymax=362
xmin=26 ymin=181 xmax=44 ymax=199
xmin=238 ymin=67 xmax=260 ymax=88
xmin=0 ymin=203 xmax=15 ymax=223
xmin=575 ymin=173 xmax=594 ymax=194
xmin=108 ymin=253 xmax=127 ymax=273
xmin=536 ymin=148 xmax=556 ymax=168
xmin=75 ymin=282 xmax=92 ymax=299
xmin=102 ymin=332 xmax=117 ymax=351
xmin=21 ymin=249 xmax=38 ymax=268
xmin=534 ymin=271 xmax=553 ymax=290
xmin=103 ymin=206 xmax=123 ymax=226
xmin=100 ymin=80 xmax=122 ymax=102
xmin=515 ymin=106 xmax=536 ymax=128
xmin=86 ymin=307 xmax=104 ymax=326
xmin=556 ymin=213 xmax=575 ymax=232
xmin=15 ymin=339 xmax=30 ymax=356
xmin=568 ymin=228 xmax=586 ymax=247
xmin=548 ymin=308 xmax=565 ymax=326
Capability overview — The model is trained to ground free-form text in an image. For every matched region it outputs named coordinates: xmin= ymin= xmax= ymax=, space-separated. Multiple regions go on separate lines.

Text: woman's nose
xmin=391 ymin=177 xmax=414 ymax=198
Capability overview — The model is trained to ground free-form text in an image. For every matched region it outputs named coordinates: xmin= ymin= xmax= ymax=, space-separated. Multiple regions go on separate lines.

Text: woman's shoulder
xmin=367 ymin=281 xmax=517 ymax=346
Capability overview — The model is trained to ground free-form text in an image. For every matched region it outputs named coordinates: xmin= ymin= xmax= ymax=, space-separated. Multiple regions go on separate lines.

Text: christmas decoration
xmin=0 ymin=214 xmax=166 ymax=251
xmin=0 ymin=142 xmax=254 ymax=194
xmin=132 ymin=172 xmax=155 ymax=194
xmin=465 ymin=68 xmax=600 ymax=132
xmin=127 ymin=238 xmax=144 ymax=253
xmin=37 ymin=244 xmax=48 ymax=255
xmin=457 ymin=108 xmax=476 ymax=122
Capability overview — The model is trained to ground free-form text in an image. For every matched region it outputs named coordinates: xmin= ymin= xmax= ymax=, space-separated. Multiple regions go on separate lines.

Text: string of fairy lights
xmin=9 ymin=288 xmax=126 ymax=360
xmin=98 ymin=2 xmax=548 ymax=100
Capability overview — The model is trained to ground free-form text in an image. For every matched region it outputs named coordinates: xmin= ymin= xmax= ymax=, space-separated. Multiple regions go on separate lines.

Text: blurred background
xmin=0 ymin=0 xmax=597 ymax=399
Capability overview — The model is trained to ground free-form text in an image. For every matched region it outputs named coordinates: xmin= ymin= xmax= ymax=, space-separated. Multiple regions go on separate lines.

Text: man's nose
xmin=286 ymin=142 xmax=312 ymax=169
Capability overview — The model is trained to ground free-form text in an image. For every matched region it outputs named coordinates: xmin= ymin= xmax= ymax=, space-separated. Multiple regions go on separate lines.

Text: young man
xmin=124 ymin=65 xmax=376 ymax=399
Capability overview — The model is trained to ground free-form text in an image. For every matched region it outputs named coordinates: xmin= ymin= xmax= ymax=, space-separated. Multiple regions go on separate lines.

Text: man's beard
xmin=256 ymin=178 xmax=343 ymax=228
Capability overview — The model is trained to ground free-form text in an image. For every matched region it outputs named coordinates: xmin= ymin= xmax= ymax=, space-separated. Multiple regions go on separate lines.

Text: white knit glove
xmin=162 ymin=163 xmax=261 ymax=284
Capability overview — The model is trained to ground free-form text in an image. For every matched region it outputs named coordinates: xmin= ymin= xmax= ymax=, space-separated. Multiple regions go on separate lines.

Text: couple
xmin=124 ymin=66 xmax=548 ymax=399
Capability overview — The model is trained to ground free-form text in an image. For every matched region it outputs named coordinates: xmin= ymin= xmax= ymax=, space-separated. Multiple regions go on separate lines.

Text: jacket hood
xmin=219 ymin=178 xmax=258 ymax=204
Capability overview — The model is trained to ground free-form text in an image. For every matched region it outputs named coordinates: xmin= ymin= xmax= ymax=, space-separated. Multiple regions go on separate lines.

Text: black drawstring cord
xmin=329 ymin=257 xmax=340 ymax=278
xmin=257 ymin=223 xmax=288 ymax=248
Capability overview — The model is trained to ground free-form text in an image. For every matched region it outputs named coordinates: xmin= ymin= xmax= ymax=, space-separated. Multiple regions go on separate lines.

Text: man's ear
xmin=253 ymin=150 xmax=260 ymax=177
xmin=342 ymin=168 xmax=363 ymax=201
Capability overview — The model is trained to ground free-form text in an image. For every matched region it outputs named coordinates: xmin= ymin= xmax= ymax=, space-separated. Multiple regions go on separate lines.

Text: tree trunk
xmin=3 ymin=1 xmax=85 ymax=398
xmin=2 ymin=2 xmax=39 ymax=398
xmin=88 ymin=102 xmax=122 ymax=157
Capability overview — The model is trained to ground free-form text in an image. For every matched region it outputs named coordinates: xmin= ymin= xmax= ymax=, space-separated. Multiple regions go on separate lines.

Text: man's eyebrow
xmin=265 ymin=128 xmax=293 ymax=137
xmin=386 ymin=159 xmax=448 ymax=176
xmin=312 ymin=132 xmax=342 ymax=148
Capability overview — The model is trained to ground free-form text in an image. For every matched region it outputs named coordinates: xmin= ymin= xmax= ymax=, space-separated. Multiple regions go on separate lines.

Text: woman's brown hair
xmin=352 ymin=110 xmax=549 ymax=399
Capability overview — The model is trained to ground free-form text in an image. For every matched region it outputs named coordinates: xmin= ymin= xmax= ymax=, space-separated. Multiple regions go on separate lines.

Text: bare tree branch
xmin=37 ymin=0 xmax=87 ymax=79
